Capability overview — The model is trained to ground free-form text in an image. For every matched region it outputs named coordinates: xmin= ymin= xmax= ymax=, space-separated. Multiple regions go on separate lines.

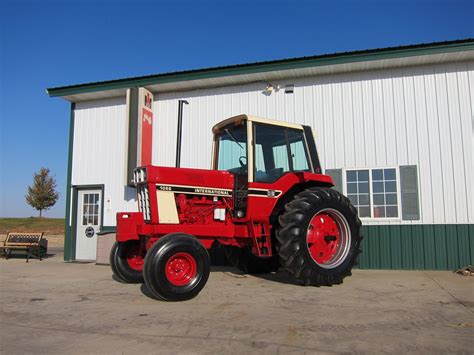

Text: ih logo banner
xmin=140 ymin=88 xmax=154 ymax=166
xmin=144 ymin=92 xmax=153 ymax=109
xmin=126 ymin=87 xmax=154 ymax=186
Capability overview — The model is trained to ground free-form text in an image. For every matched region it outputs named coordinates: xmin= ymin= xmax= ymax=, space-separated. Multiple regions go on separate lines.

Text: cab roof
xmin=212 ymin=114 xmax=304 ymax=134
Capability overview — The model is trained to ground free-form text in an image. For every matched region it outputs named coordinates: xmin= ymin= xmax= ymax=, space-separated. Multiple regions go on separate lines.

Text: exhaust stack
xmin=176 ymin=99 xmax=189 ymax=168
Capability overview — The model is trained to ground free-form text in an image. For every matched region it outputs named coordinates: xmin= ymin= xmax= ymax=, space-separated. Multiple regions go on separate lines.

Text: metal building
xmin=48 ymin=40 xmax=474 ymax=269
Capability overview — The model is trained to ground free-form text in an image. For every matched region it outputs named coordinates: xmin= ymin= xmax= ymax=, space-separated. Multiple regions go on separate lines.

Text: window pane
xmin=373 ymin=181 xmax=384 ymax=193
xmin=255 ymin=144 xmax=266 ymax=181
xmin=386 ymin=193 xmax=398 ymax=205
xmin=358 ymin=182 xmax=369 ymax=193
xmin=372 ymin=169 xmax=383 ymax=181
xmin=373 ymin=206 xmax=385 ymax=218
xmin=359 ymin=194 xmax=370 ymax=206
xmin=273 ymin=145 xmax=289 ymax=171
xmin=348 ymin=194 xmax=358 ymax=205
xmin=346 ymin=171 xmax=357 ymax=182
xmin=386 ymin=206 xmax=398 ymax=217
xmin=347 ymin=182 xmax=358 ymax=194
xmin=384 ymin=168 xmax=396 ymax=180
xmin=346 ymin=169 xmax=371 ymax=218
xmin=82 ymin=216 xmax=87 ymax=225
xmin=358 ymin=170 xmax=369 ymax=181
xmin=93 ymin=216 xmax=98 ymax=225
xmin=358 ymin=206 xmax=370 ymax=217
xmin=373 ymin=193 xmax=385 ymax=205
xmin=385 ymin=181 xmax=397 ymax=193
xmin=288 ymin=130 xmax=310 ymax=171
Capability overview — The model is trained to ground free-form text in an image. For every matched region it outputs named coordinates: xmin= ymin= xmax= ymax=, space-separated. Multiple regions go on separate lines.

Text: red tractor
xmin=111 ymin=115 xmax=362 ymax=301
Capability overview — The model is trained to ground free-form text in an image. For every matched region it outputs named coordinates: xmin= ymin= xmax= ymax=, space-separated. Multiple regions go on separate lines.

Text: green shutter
xmin=325 ymin=169 xmax=342 ymax=192
xmin=400 ymin=165 xmax=420 ymax=220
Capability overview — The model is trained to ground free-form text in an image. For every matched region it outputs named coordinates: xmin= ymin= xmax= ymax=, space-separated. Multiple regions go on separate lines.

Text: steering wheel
xmin=239 ymin=156 xmax=247 ymax=168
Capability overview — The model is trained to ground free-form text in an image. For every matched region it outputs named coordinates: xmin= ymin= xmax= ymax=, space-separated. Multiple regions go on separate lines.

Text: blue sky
xmin=0 ymin=0 xmax=473 ymax=218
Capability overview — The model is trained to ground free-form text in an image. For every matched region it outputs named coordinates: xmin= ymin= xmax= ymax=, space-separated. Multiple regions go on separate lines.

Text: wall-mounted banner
xmin=126 ymin=87 xmax=154 ymax=186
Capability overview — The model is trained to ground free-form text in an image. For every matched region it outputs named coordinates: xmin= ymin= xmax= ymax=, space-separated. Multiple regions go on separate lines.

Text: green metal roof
xmin=47 ymin=39 xmax=474 ymax=98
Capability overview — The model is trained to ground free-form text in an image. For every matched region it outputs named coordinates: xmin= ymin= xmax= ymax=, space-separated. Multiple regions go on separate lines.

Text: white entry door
xmin=76 ymin=190 xmax=102 ymax=261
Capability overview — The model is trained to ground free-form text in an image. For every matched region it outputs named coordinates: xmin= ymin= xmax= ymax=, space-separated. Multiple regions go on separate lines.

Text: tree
xmin=25 ymin=168 xmax=59 ymax=217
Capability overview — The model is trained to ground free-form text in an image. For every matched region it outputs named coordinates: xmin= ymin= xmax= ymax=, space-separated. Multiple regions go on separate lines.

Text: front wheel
xmin=276 ymin=187 xmax=362 ymax=286
xmin=143 ymin=233 xmax=210 ymax=301
xmin=110 ymin=241 xmax=145 ymax=284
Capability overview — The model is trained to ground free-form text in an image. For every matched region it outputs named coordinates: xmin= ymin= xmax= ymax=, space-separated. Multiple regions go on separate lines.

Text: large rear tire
xmin=276 ymin=187 xmax=362 ymax=286
xmin=143 ymin=233 xmax=210 ymax=301
xmin=224 ymin=246 xmax=279 ymax=274
xmin=110 ymin=241 xmax=145 ymax=284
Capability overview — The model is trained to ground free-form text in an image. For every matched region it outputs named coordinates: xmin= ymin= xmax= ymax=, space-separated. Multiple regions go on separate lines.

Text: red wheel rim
xmin=306 ymin=209 xmax=351 ymax=268
xmin=165 ymin=252 xmax=197 ymax=286
xmin=126 ymin=246 xmax=144 ymax=271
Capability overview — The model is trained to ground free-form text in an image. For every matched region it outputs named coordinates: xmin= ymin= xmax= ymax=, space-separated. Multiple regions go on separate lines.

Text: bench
xmin=0 ymin=232 xmax=47 ymax=262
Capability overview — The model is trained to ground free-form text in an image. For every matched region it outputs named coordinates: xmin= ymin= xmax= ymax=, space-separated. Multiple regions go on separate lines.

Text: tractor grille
xmin=137 ymin=185 xmax=151 ymax=221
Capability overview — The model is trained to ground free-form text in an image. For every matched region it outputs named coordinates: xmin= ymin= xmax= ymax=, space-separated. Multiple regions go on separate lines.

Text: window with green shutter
xmin=325 ymin=169 xmax=342 ymax=193
xmin=399 ymin=165 xmax=420 ymax=220
xmin=341 ymin=166 xmax=419 ymax=220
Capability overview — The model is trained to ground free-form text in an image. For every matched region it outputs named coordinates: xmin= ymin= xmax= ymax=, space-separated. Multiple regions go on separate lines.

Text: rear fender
xmin=269 ymin=178 xmax=334 ymax=226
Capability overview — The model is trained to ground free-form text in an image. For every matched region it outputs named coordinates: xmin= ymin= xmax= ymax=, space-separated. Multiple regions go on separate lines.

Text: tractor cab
xmin=212 ymin=115 xmax=322 ymax=183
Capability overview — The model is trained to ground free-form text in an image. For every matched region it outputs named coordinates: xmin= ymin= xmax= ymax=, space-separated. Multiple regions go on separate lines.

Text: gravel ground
xmin=0 ymin=251 xmax=473 ymax=354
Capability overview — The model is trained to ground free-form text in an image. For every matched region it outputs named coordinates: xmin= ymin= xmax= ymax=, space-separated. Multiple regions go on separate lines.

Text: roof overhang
xmin=47 ymin=40 xmax=474 ymax=102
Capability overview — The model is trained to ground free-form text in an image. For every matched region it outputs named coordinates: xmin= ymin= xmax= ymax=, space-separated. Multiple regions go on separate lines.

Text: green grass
xmin=0 ymin=218 xmax=65 ymax=234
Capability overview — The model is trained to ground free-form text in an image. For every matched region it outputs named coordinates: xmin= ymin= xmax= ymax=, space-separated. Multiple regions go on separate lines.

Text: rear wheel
xmin=276 ymin=187 xmax=362 ymax=286
xmin=110 ymin=241 xmax=145 ymax=284
xmin=143 ymin=233 xmax=210 ymax=301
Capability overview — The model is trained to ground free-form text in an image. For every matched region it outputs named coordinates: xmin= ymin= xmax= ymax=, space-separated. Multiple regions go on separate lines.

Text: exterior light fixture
xmin=262 ymin=83 xmax=281 ymax=96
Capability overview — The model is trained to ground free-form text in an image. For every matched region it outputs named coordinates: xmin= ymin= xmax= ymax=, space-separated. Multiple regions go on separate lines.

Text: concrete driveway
xmin=0 ymin=251 xmax=472 ymax=354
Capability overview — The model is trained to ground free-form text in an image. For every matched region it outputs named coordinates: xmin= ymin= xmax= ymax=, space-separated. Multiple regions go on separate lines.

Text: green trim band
xmin=98 ymin=226 xmax=116 ymax=235
xmin=63 ymin=103 xmax=75 ymax=261
xmin=358 ymin=224 xmax=474 ymax=270
xmin=47 ymin=40 xmax=474 ymax=98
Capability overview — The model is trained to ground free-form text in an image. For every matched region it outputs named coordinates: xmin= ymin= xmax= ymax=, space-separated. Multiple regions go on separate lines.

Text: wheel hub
xmin=307 ymin=213 xmax=341 ymax=264
xmin=126 ymin=246 xmax=144 ymax=271
xmin=165 ymin=252 xmax=197 ymax=286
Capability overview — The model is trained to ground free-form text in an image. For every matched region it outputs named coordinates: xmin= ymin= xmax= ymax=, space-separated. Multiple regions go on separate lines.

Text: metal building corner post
xmin=64 ymin=102 xmax=76 ymax=261
xmin=175 ymin=100 xmax=189 ymax=168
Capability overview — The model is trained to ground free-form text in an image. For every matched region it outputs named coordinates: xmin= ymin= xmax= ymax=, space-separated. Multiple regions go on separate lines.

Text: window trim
xmin=342 ymin=166 xmax=402 ymax=221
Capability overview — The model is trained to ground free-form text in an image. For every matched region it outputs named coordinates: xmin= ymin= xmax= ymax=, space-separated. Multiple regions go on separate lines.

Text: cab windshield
xmin=216 ymin=121 xmax=247 ymax=175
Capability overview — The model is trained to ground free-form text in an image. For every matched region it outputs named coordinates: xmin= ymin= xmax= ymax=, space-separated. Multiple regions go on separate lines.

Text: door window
xmin=82 ymin=193 xmax=100 ymax=225
xmin=254 ymin=123 xmax=311 ymax=183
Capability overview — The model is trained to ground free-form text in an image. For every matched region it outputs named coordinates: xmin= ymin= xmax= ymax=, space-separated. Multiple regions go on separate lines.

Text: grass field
xmin=0 ymin=218 xmax=65 ymax=235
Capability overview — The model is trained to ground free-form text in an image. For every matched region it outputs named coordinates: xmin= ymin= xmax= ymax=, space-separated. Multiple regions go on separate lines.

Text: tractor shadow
xmin=213 ymin=265 xmax=302 ymax=286
xmin=140 ymin=283 xmax=159 ymax=300
xmin=246 ymin=269 xmax=302 ymax=286
xmin=138 ymin=266 xmax=301 ymax=301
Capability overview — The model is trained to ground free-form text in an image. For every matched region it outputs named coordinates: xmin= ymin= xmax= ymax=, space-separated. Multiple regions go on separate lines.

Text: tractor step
xmin=248 ymin=221 xmax=272 ymax=257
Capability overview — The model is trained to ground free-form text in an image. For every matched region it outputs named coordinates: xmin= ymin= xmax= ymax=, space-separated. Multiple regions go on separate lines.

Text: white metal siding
xmin=70 ymin=61 xmax=473 ymax=227
xmin=153 ymin=62 xmax=474 ymax=225
xmin=72 ymin=97 xmax=137 ymax=226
